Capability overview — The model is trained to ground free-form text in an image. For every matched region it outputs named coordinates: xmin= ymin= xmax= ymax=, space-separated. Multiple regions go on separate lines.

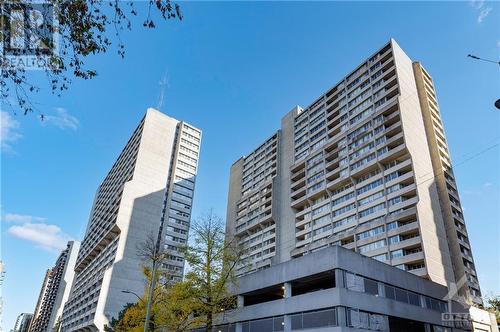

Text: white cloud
xmin=8 ymin=222 xmax=73 ymax=252
xmin=1 ymin=111 xmax=22 ymax=152
xmin=470 ymin=0 xmax=485 ymax=9
xmin=2 ymin=213 xmax=46 ymax=223
xmin=43 ymin=108 xmax=79 ymax=130
xmin=483 ymin=182 xmax=494 ymax=188
xmin=469 ymin=0 xmax=492 ymax=23
xmin=477 ymin=6 xmax=492 ymax=23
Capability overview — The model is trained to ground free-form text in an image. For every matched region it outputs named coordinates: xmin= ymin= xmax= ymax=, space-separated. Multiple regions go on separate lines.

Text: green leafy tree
xmin=483 ymin=294 xmax=500 ymax=325
xmin=104 ymin=268 xmax=201 ymax=332
xmin=104 ymin=211 xmax=243 ymax=332
xmin=104 ymin=302 xmax=140 ymax=332
xmin=180 ymin=210 xmax=243 ymax=331
xmin=154 ymin=281 xmax=203 ymax=332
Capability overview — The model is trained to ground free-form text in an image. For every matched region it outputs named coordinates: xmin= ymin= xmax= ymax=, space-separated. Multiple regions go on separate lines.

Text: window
xmin=312 ymin=204 xmax=329 ymax=217
xmin=313 ymin=215 xmax=330 ymax=226
xmin=307 ymin=171 xmax=324 ymax=184
xmin=333 ymin=214 xmax=356 ymax=228
xmin=391 ymin=249 xmax=403 ymax=258
xmin=384 ymin=171 xmax=400 ymax=182
xmin=307 ymin=153 xmax=323 ymax=166
xmin=364 ymin=278 xmax=379 ymax=296
xmin=358 ymin=203 xmax=385 ymax=218
xmin=358 ymin=191 xmax=384 ymax=206
xmin=347 ymin=309 xmax=387 ymax=330
xmin=332 ymin=191 xmax=355 ymax=207
xmin=395 ymin=288 xmax=408 ymax=302
xmin=358 ymin=239 xmax=386 ymax=253
xmin=388 ymin=236 xmax=400 ymax=245
xmin=350 ymin=143 xmax=375 ymax=161
xmin=372 ymin=253 xmax=388 ymax=262
xmin=387 ymin=221 xmax=398 ymax=230
xmin=310 ymin=121 xmax=326 ymax=134
xmin=347 ymin=122 xmax=372 ymax=141
xmin=388 ymin=196 xmax=404 ymax=206
xmin=357 ymin=178 xmax=383 ymax=195
xmin=356 ymin=225 xmax=385 ymax=240
xmin=384 ymin=285 xmax=395 ymax=300
xmin=291 ymin=308 xmax=337 ymax=330
xmin=349 ymin=133 xmax=373 ymax=150
xmin=333 ymin=202 xmax=356 ymax=217
xmin=351 ymin=153 xmax=376 ymax=171
xmin=408 ymin=292 xmax=420 ymax=306
xmin=310 ymin=137 xmax=327 ymax=151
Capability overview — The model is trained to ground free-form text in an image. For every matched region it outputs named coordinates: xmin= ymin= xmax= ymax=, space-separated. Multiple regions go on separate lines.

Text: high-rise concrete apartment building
xmin=226 ymin=39 xmax=481 ymax=306
xmin=60 ymin=109 xmax=201 ymax=331
xmin=13 ymin=313 xmax=33 ymax=332
xmin=30 ymin=270 xmax=52 ymax=331
xmin=29 ymin=241 xmax=80 ymax=332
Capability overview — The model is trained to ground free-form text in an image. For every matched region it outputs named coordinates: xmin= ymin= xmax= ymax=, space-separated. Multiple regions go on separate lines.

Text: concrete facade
xmin=412 ymin=62 xmax=482 ymax=304
xmin=226 ymin=39 xmax=482 ymax=306
xmin=203 ymin=246 xmax=497 ymax=332
xmin=13 ymin=313 xmax=33 ymax=332
xmin=60 ymin=109 xmax=201 ymax=331
xmin=29 ymin=270 xmax=51 ymax=331
xmin=28 ymin=241 xmax=80 ymax=332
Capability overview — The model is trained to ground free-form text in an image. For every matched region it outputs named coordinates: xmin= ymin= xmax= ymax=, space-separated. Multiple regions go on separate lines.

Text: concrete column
xmin=237 ymin=295 xmax=244 ymax=308
xmin=235 ymin=322 xmax=243 ymax=332
xmin=284 ymin=314 xmax=292 ymax=332
xmin=284 ymin=282 xmax=292 ymax=298
xmin=335 ymin=269 xmax=345 ymax=288
xmin=378 ymin=281 xmax=385 ymax=297
xmin=337 ymin=307 xmax=347 ymax=327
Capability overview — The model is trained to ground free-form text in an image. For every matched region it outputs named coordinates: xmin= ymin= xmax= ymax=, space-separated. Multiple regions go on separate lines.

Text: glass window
xmin=384 ymin=285 xmax=395 ymax=300
xmin=387 ymin=221 xmax=397 ymax=230
xmin=273 ymin=317 xmax=284 ymax=331
xmin=249 ymin=318 xmax=273 ymax=331
xmin=372 ymin=253 xmax=388 ymax=262
xmin=395 ymin=288 xmax=408 ymax=303
xmin=431 ymin=298 xmax=441 ymax=312
xmin=301 ymin=309 xmax=337 ymax=329
xmin=291 ymin=314 xmax=302 ymax=330
xmin=408 ymin=292 xmax=420 ymax=306
xmin=364 ymin=278 xmax=379 ymax=296
xmin=391 ymin=249 xmax=403 ymax=258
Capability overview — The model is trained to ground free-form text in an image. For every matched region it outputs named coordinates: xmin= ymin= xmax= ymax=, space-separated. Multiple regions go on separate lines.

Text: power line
xmin=467 ymin=54 xmax=500 ymax=66
xmin=237 ymin=140 xmax=499 ymax=253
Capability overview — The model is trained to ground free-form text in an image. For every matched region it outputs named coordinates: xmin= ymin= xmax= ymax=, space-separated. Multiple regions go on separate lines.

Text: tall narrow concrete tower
xmin=61 ymin=109 xmax=201 ymax=331
xmin=225 ymin=39 xmax=481 ymax=306
xmin=29 ymin=241 xmax=80 ymax=332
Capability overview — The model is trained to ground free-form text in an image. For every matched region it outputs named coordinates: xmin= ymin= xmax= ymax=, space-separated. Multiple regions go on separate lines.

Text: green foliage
xmin=104 ymin=302 xmax=139 ymax=332
xmin=180 ymin=210 xmax=243 ymax=331
xmin=154 ymin=281 xmax=204 ymax=332
xmin=107 ymin=211 xmax=243 ymax=332
xmin=484 ymin=294 xmax=500 ymax=324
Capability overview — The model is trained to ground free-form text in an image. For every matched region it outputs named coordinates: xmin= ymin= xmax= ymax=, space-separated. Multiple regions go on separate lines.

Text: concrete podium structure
xmin=201 ymin=246 xmax=498 ymax=332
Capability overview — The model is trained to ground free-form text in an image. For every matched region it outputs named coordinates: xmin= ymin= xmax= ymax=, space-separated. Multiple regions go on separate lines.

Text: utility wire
xmin=467 ymin=54 xmax=500 ymax=66
xmin=238 ymin=139 xmax=499 ymax=253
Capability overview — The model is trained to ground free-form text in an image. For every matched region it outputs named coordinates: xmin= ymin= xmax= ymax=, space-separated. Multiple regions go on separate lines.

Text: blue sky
xmin=1 ymin=1 xmax=499 ymax=329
